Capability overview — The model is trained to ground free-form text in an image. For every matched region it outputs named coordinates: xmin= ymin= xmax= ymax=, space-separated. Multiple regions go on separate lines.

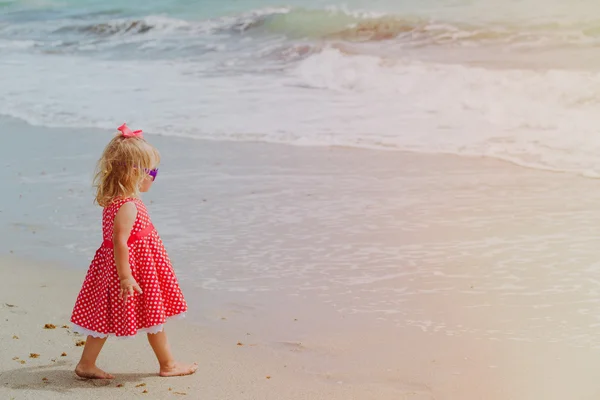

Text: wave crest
xmin=55 ymin=16 xmax=189 ymax=36
xmin=46 ymin=7 xmax=600 ymax=49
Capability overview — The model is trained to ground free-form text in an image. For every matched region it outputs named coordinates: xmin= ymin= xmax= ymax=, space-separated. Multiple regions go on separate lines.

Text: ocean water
xmin=3 ymin=0 xmax=600 ymax=174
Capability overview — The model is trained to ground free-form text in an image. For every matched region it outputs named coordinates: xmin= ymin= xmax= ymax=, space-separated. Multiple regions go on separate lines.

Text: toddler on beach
xmin=70 ymin=124 xmax=197 ymax=379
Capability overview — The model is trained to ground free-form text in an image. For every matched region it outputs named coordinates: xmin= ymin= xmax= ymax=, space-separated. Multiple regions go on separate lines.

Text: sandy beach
xmin=0 ymin=256 xmax=431 ymax=400
xmin=3 ymin=255 xmax=600 ymax=400
xmin=3 ymin=119 xmax=600 ymax=399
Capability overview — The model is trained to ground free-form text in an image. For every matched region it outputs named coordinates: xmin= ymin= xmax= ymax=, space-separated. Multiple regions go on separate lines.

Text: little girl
xmin=70 ymin=124 xmax=198 ymax=379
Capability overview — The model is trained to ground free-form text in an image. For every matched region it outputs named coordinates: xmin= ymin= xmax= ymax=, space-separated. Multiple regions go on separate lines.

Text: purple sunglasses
xmin=145 ymin=168 xmax=159 ymax=181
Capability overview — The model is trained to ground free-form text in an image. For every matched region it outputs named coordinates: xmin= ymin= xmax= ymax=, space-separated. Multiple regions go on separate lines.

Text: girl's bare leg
xmin=147 ymin=330 xmax=198 ymax=377
xmin=75 ymin=336 xmax=114 ymax=379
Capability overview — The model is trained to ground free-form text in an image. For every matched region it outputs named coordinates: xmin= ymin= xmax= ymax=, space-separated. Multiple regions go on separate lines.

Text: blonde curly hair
xmin=93 ymin=133 xmax=160 ymax=207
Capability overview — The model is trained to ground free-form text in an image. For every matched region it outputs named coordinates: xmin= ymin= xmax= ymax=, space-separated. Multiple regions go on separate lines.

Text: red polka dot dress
xmin=71 ymin=197 xmax=187 ymax=338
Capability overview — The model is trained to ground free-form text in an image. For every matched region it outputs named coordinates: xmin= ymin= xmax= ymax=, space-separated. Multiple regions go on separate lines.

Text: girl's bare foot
xmin=159 ymin=361 xmax=198 ymax=377
xmin=75 ymin=363 xmax=115 ymax=379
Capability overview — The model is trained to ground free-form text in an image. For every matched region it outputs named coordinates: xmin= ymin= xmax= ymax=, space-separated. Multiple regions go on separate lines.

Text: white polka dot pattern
xmin=70 ymin=197 xmax=188 ymax=337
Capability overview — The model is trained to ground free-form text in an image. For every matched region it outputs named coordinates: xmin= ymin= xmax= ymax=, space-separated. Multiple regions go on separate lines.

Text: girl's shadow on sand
xmin=2 ymin=360 xmax=156 ymax=394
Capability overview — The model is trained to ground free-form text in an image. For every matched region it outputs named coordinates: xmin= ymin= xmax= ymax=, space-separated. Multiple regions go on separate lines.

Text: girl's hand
xmin=120 ymin=276 xmax=142 ymax=302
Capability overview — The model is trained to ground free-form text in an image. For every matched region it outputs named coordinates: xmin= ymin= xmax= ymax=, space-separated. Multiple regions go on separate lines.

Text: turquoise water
xmin=4 ymin=0 xmax=600 ymax=21
xmin=3 ymin=0 xmax=600 ymax=174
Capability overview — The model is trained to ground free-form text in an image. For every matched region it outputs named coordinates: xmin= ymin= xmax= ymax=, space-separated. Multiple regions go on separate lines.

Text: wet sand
xmin=0 ymin=256 xmax=430 ymax=400
xmin=4 ymin=118 xmax=600 ymax=398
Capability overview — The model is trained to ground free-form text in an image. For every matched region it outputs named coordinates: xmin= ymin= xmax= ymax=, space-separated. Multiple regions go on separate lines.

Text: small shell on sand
xmin=29 ymin=353 xmax=40 ymax=358
xmin=61 ymin=352 xmax=67 ymax=357
xmin=75 ymin=340 xmax=86 ymax=347
xmin=44 ymin=324 xmax=56 ymax=329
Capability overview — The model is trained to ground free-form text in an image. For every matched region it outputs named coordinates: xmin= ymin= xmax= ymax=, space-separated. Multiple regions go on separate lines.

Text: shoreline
xmin=1 ymin=114 xmax=594 ymax=181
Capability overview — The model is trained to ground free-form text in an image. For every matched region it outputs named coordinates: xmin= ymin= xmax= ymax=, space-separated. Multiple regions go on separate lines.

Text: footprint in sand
xmin=2 ymin=303 xmax=27 ymax=315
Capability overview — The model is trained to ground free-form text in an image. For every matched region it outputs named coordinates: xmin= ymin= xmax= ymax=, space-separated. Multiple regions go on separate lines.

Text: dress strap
xmin=102 ymin=223 xmax=155 ymax=249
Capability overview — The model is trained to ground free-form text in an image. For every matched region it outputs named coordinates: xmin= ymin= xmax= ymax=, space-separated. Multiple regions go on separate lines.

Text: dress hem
xmin=71 ymin=313 xmax=186 ymax=339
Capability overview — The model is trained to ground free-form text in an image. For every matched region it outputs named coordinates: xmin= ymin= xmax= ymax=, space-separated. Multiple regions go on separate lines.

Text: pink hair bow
xmin=118 ymin=123 xmax=143 ymax=138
